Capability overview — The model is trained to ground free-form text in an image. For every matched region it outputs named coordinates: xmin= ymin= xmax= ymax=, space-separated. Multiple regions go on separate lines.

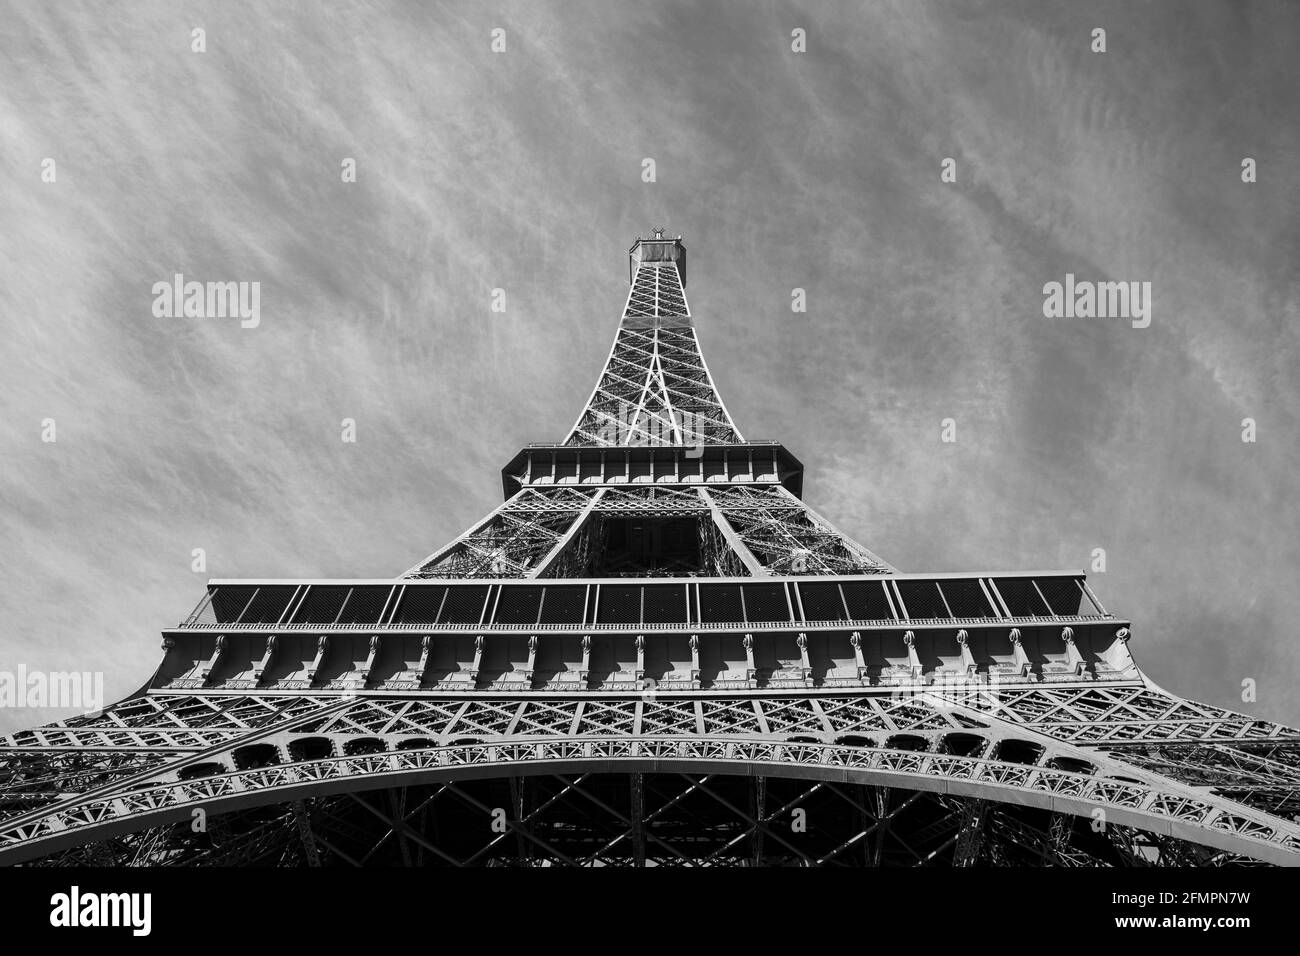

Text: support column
xmin=953 ymin=800 xmax=989 ymax=866
xmin=292 ymin=800 xmax=321 ymax=867
xmin=750 ymin=776 xmax=767 ymax=866
xmin=631 ymin=773 xmax=646 ymax=868
xmin=699 ymin=487 xmax=769 ymax=576
xmin=527 ymin=488 xmax=606 ymax=578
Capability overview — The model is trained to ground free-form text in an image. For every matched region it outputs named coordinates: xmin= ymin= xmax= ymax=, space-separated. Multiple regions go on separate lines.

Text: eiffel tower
xmin=4 ymin=230 xmax=1299 ymax=868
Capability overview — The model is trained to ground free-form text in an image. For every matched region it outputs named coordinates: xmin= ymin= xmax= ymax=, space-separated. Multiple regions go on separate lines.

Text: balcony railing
xmin=175 ymin=574 xmax=1112 ymax=632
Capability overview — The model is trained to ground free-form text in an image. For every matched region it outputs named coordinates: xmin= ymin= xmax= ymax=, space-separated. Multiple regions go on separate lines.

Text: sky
xmin=1 ymin=0 xmax=1298 ymax=734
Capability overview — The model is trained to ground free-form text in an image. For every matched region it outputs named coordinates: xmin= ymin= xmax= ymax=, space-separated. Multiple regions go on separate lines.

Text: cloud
xmin=1 ymin=1 xmax=1297 ymax=733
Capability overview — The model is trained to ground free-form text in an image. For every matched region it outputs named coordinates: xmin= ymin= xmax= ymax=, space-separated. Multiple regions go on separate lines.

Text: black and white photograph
xmin=1 ymin=0 xmax=1296 ymax=935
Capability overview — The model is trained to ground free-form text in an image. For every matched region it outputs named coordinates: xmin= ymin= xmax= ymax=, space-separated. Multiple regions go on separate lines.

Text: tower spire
xmin=403 ymin=232 xmax=893 ymax=579
xmin=566 ymin=230 xmax=740 ymax=447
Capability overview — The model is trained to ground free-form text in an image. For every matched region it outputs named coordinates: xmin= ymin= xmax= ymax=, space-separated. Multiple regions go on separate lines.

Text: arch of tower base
xmin=5 ymin=746 xmax=1296 ymax=866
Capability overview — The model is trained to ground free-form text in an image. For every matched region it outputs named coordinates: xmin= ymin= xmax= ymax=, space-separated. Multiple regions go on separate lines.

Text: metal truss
xmin=1101 ymin=741 xmax=1300 ymax=820
xmin=5 ymin=736 xmax=1297 ymax=865
xmin=934 ymin=684 xmax=1294 ymax=744
xmin=4 ymin=685 xmax=1299 ymax=865
xmin=565 ymin=260 xmax=740 ymax=447
xmin=624 ymin=261 xmax=690 ymax=322
xmin=24 ymin=777 xmax=1261 ymax=868
xmin=704 ymin=485 xmax=894 ymax=575
xmin=564 ymin=325 xmax=741 ymax=448
xmin=5 ymin=230 xmax=1296 ymax=868
xmin=404 ymin=484 xmax=891 ymax=580
xmin=403 ymin=487 xmax=600 ymax=578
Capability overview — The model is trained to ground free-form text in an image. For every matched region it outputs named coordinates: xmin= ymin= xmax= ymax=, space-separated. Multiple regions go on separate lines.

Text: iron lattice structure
xmin=4 ymin=232 xmax=1299 ymax=867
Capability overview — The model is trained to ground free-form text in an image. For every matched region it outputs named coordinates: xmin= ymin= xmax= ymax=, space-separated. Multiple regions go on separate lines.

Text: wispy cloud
xmin=1 ymin=0 xmax=1297 ymax=732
